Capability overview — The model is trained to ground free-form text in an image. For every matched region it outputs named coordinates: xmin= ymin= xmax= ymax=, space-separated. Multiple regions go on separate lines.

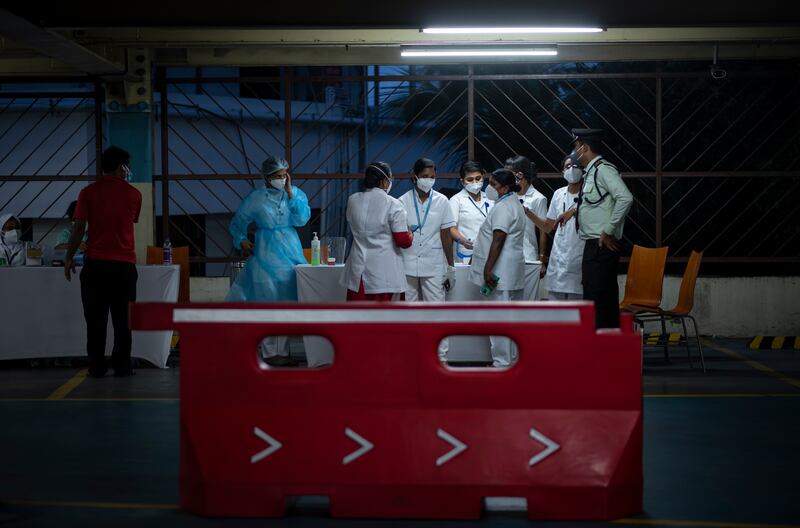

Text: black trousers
xmin=80 ymin=258 xmax=138 ymax=374
xmin=582 ymin=241 xmax=621 ymax=329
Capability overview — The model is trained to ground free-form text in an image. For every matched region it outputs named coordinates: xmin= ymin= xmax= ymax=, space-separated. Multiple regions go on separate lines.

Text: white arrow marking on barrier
xmin=250 ymin=427 xmax=282 ymax=464
xmin=528 ymin=427 xmax=560 ymax=467
xmin=343 ymin=428 xmax=374 ymax=465
xmin=436 ymin=428 xmax=468 ymax=467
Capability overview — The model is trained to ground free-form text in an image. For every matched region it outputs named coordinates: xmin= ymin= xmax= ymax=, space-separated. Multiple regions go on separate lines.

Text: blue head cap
xmin=261 ymin=156 xmax=289 ymax=177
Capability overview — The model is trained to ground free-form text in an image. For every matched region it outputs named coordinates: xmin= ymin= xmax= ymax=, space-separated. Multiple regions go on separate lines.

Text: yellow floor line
xmin=749 ymin=335 xmax=764 ymax=349
xmin=614 ymin=518 xmax=800 ymax=528
xmin=704 ymin=340 xmax=800 ymax=391
xmin=6 ymin=499 xmax=178 ymax=510
xmin=772 ymin=336 xmax=786 ymax=350
xmin=795 ymin=336 xmax=800 ymax=350
xmin=46 ymin=369 xmax=88 ymax=400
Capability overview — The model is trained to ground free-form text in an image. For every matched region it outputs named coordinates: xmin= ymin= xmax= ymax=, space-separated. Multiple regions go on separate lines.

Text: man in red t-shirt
xmin=65 ymin=146 xmax=142 ymax=377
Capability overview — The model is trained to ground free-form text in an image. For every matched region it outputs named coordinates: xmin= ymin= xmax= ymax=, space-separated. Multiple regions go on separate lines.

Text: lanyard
xmin=412 ymin=192 xmax=432 ymax=233
xmin=467 ymin=195 xmax=488 ymax=218
xmin=496 ymin=191 xmax=514 ymax=203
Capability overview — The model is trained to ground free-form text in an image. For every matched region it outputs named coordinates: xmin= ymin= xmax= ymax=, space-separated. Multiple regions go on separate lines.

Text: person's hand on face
xmin=283 ymin=171 xmax=294 ymax=199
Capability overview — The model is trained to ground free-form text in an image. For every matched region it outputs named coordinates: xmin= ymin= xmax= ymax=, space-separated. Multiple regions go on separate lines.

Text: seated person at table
xmin=0 ymin=214 xmax=25 ymax=266
xmin=55 ymin=201 xmax=87 ymax=253
xmin=227 ymin=155 xmax=311 ymax=366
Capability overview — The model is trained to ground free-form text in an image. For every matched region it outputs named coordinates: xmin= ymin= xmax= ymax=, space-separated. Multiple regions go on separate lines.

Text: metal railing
xmin=0 ymin=80 xmax=102 ymax=246
xmin=2 ymin=63 xmax=797 ymax=276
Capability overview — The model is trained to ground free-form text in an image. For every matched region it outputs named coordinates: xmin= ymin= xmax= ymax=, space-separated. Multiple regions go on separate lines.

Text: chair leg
xmin=680 ymin=317 xmax=693 ymax=368
xmin=660 ymin=316 xmax=669 ymax=363
xmin=688 ymin=315 xmax=706 ymax=373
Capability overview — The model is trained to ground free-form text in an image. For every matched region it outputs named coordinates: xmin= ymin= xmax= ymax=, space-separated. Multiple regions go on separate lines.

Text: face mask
xmin=416 ymin=177 xmax=435 ymax=193
xmin=269 ymin=178 xmax=287 ymax=190
xmin=563 ymin=167 xmax=583 ymax=184
xmin=465 ymin=181 xmax=482 ymax=194
xmin=384 ymin=180 xmax=393 ymax=194
xmin=485 ymin=185 xmax=499 ymax=201
xmin=2 ymin=229 xmax=20 ymax=245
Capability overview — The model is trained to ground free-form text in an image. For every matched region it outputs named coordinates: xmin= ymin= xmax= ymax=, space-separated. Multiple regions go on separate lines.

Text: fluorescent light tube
xmin=401 ymin=48 xmax=558 ymax=57
xmin=422 ymin=27 xmax=603 ymax=34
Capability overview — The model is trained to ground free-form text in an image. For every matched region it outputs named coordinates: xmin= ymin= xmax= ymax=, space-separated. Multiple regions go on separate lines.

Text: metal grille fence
xmin=0 ymin=80 xmax=101 ymax=248
xmin=2 ymin=63 xmax=798 ymax=276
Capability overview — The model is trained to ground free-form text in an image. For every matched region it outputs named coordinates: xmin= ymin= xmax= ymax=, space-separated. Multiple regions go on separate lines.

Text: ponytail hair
xmin=491 ymin=168 xmax=521 ymax=193
xmin=364 ymin=161 xmax=392 ymax=189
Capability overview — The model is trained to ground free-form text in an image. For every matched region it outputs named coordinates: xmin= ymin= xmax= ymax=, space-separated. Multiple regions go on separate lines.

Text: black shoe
xmin=113 ymin=369 xmax=136 ymax=378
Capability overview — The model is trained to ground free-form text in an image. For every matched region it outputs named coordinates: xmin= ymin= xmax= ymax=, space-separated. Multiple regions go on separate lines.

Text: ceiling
xmin=1 ymin=1 xmax=799 ymax=77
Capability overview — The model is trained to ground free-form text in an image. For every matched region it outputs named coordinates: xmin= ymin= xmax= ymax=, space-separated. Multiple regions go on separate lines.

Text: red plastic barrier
xmin=130 ymin=301 xmax=642 ymax=520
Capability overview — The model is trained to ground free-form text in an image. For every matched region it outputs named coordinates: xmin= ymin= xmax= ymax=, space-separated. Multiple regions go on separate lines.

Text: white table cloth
xmin=294 ymin=262 xmax=541 ymax=366
xmin=0 ymin=265 xmax=179 ymax=368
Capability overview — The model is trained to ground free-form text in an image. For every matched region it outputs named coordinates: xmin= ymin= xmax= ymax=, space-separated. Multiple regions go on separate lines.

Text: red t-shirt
xmin=74 ymin=176 xmax=142 ymax=264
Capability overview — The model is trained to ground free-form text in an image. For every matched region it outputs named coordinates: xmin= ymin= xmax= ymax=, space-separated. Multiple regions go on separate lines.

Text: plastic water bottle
xmin=163 ymin=237 xmax=173 ymax=265
xmin=480 ymin=274 xmax=500 ymax=297
xmin=310 ymin=232 xmax=321 ymax=265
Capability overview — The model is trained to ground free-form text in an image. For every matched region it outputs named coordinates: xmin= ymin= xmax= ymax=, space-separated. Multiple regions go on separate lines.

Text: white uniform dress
xmin=399 ymin=189 xmax=456 ymax=302
xmin=469 ymin=192 xmax=526 ymax=367
xmin=545 ymin=186 xmax=584 ymax=299
xmin=518 ymin=185 xmax=548 ymax=262
xmin=341 ymin=187 xmax=408 ymax=295
xmin=448 ymin=188 xmax=493 ymax=263
xmin=518 ymin=185 xmax=548 ymax=300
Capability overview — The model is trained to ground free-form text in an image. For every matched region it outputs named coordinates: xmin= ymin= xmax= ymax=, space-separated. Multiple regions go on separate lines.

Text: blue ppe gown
xmin=226 ymin=185 xmax=311 ymax=302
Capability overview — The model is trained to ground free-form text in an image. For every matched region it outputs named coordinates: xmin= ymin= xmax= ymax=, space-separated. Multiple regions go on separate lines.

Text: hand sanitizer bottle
xmin=311 ymin=232 xmax=320 ymax=266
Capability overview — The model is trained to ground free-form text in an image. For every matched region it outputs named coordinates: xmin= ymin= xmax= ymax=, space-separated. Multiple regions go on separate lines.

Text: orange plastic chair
xmin=635 ymin=251 xmax=705 ymax=371
xmin=620 ymin=245 xmax=669 ymax=313
xmin=147 ymin=245 xmax=190 ymax=303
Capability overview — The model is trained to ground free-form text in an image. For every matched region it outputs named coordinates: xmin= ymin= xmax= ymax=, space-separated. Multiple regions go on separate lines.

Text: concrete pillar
xmin=105 ymin=49 xmax=154 ymax=264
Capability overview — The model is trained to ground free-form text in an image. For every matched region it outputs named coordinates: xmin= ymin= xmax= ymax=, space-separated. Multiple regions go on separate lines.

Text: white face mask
xmin=384 ymin=180 xmax=393 ymax=194
xmin=269 ymin=178 xmax=287 ymax=190
xmin=415 ymin=177 xmax=435 ymax=193
xmin=563 ymin=167 xmax=583 ymax=184
xmin=464 ymin=181 xmax=483 ymax=194
xmin=2 ymin=229 xmax=20 ymax=245
xmin=485 ymin=185 xmax=499 ymax=201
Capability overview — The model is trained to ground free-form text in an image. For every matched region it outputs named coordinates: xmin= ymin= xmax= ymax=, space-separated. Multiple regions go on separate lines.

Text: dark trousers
xmin=582 ymin=241 xmax=621 ymax=329
xmin=80 ymin=258 xmax=138 ymax=374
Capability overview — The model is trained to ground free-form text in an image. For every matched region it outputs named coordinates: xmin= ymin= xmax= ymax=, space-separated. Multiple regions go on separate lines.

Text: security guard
xmin=569 ymin=129 xmax=633 ymax=329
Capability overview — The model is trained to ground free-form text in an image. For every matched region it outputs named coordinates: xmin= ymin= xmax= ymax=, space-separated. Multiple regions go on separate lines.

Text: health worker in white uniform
xmin=469 ymin=168 xmax=526 ymax=368
xmin=505 ymin=155 xmax=548 ymax=301
xmin=399 ymin=158 xmax=456 ymax=303
xmin=341 ymin=161 xmax=412 ymax=301
xmin=545 ymin=155 xmax=586 ymax=299
xmin=448 ymin=160 xmax=493 ymax=264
